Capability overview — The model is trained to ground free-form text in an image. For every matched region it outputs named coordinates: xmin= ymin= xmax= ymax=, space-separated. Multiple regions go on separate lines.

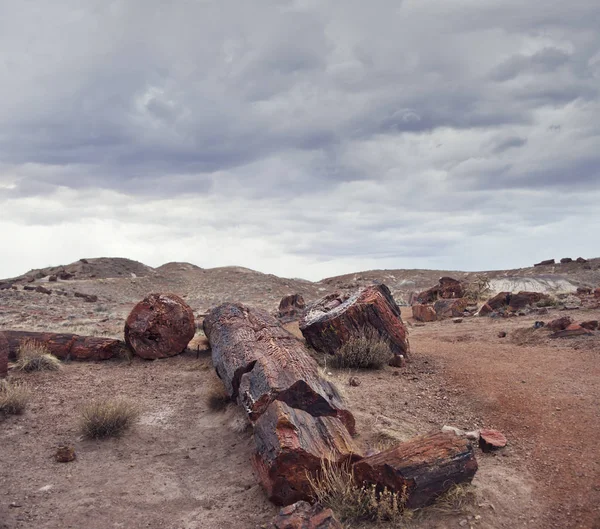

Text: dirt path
xmin=411 ymin=309 xmax=600 ymax=529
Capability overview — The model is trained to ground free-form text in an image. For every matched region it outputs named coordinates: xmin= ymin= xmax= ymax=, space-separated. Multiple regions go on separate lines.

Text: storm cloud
xmin=1 ymin=0 xmax=599 ymax=279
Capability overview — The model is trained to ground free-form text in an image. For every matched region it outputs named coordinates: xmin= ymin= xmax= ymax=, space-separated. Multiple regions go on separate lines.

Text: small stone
xmin=459 ymin=519 xmax=468 ymax=527
xmin=348 ymin=376 xmax=361 ymax=387
xmin=497 ymin=331 xmax=507 ymax=338
xmin=442 ymin=425 xmax=465 ymax=437
xmin=55 ymin=445 xmax=76 ymax=463
xmin=453 ymin=318 xmax=463 ymax=324
xmin=465 ymin=430 xmax=480 ymax=441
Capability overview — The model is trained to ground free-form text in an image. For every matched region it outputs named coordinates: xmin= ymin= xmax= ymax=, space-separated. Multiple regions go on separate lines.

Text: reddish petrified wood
xmin=433 ymin=298 xmax=468 ymax=319
xmin=486 ymin=292 xmax=511 ymax=310
xmin=203 ymin=303 xmax=355 ymax=433
xmin=550 ymin=323 xmax=592 ymax=338
xmin=270 ymin=501 xmax=343 ymax=529
xmin=507 ymin=291 xmax=549 ymax=311
xmin=278 ymin=294 xmax=306 ymax=322
xmin=353 ymin=431 xmax=478 ymax=509
xmin=0 ymin=332 xmax=8 ymax=377
xmin=253 ymin=400 xmax=361 ymax=506
xmin=581 ymin=320 xmax=599 ymax=331
xmin=415 ymin=277 xmax=464 ymax=303
xmin=299 ymin=285 xmax=410 ymax=359
xmin=125 ymin=293 xmax=195 ymax=359
xmin=595 ymin=288 xmax=600 ymax=299
xmin=2 ymin=330 xmax=126 ymax=361
xmin=546 ymin=316 xmax=573 ymax=332
xmin=412 ymin=304 xmax=437 ymax=322
xmin=479 ymin=429 xmax=507 ymax=451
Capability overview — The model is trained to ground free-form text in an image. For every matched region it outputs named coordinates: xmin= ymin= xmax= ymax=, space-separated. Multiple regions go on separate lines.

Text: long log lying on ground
xmin=2 ymin=330 xmax=127 ymax=361
xmin=204 ymin=303 xmax=355 ymax=433
xmin=299 ymin=284 xmax=410 ymax=361
xmin=253 ymin=400 xmax=361 ymax=506
xmin=353 ymin=431 xmax=478 ymax=509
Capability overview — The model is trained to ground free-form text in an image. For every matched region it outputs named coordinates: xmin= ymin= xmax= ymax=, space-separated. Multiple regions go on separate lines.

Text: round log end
xmin=124 ymin=293 xmax=195 ymax=359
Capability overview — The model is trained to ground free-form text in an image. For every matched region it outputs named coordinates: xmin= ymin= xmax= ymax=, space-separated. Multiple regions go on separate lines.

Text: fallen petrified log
xmin=125 ymin=293 xmax=195 ymax=359
xmin=254 ymin=401 xmax=361 ymax=506
xmin=433 ymin=298 xmax=468 ymax=319
xmin=415 ymin=277 xmax=464 ymax=303
xmin=2 ymin=330 xmax=127 ymax=361
xmin=278 ymin=294 xmax=306 ymax=322
xmin=203 ymin=303 xmax=355 ymax=433
xmin=412 ymin=304 xmax=437 ymax=322
xmin=353 ymin=431 xmax=478 ymax=509
xmin=270 ymin=501 xmax=343 ymax=529
xmin=0 ymin=332 xmax=8 ymax=377
xmin=299 ymin=285 xmax=409 ymax=362
xmin=550 ymin=323 xmax=592 ymax=338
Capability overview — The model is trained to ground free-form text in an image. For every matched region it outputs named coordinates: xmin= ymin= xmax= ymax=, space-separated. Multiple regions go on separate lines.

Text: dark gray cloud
xmin=1 ymin=0 xmax=599 ymax=279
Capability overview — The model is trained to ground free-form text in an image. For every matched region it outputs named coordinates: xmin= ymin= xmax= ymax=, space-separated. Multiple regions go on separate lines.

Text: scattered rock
xmin=478 ymin=303 xmax=494 ymax=317
xmin=560 ymin=257 xmax=573 ymax=264
xmin=388 ymin=354 xmax=406 ymax=368
xmin=348 ymin=376 xmax=361 ymax=387
xmin=270 ymin=501 xmax=343 ymax=529
xmin=534 ymin=259 xmax=555 ymax=267
xmin=55 ymin=445 xmax=76 ymax=463
xmin=442 ymin=425 xmax=465 ymax=436
xmin=550 ymin=324 xmax=593 ymax=339
xmin=415 ymin=277 xmax=465 ymax=303
xmin=35 ymin=286 xmax=52 ymax=295
xmin=453 ymin=318 xmax=463 ymax=324
xmin=479 ymin=429 xmax=507 ymax=451
xmin=434 ymin=298 xmax=468 ymax=319
xmin=595 ymin=288 xmax=600 ymax=299
xmin=547 ymin=317 xmax=573 ymax=332
xmin=576 ymin=257 xmax=587 ymax=263
xmin=533 ymin=321 xmax=545 ymax=329
xmin=576 ymin=286 xmax=592 ymax=295
xmin=580 ymin=321 xmax=599 ymax=331
xmin=465 ymin=430 xmax=481 ymax=441
xmin=497 ymin=331 xmax=507 ymax=338
xmin=48 ymin=275 xmax=57 ymax=282
xmin=58 ymin=271 xmax=74 ymax=280
xmin=507 ymin=292 xmax=549 ymax=311
xmin=278 ymin=294 xmax=306 ymax=322
xmin=74 ymin=292 xmax=98 ymax=303
xmin=23 ymin=285 xmax=36 ymax=291
xmin=0 ymin=332 xmax=8 ymax=378
xmin=412 ymin=303 xmax=437 ymax=322
xmin=125 ymin=293 xmax=196 ymax=359
xmin=0 ymin=282 xmax=13 ymax=290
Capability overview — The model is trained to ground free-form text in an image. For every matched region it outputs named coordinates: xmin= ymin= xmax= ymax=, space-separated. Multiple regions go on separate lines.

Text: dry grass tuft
xmin=15 ymin=339 xmax=61 ymax=372
xmin=228 ymin=408 xmax=252 ymax=434
xmin=308 ymin=459 xmax=410 ymax=524
xmin=80 ymin=399 xmax=139 ymax=439
xmin=426 ymin=483 xmax=477 ymax=516
xmin=330 ymin=329 xmax=393 ymax=370
xmin=206 ymin=378 xmax=231 ymax=412
xmin=0 ymin=380 xmax=31 ymax=415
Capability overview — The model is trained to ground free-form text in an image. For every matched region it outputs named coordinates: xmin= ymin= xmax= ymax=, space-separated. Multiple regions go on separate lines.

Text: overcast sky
xmin=1 ymin=0 xmax=599 ymax=281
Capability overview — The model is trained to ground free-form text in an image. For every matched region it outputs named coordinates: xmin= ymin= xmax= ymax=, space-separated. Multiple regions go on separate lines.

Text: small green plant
xmin=15 ymin=339 xmax=61 ymax=372
xmin=307 ymin=459 xmax=409 ymax=523
xmin=330 ymin=329 xmax=392 ymax=369
xmin=80 ymin=399 xmax=139 ymax=439
xmin=0 ymin=380 xmax=31 ymax=415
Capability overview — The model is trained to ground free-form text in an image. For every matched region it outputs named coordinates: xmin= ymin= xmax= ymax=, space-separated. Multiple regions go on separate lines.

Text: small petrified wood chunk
xmin=203 ymin=303 xmax=355 ymax=433
xmin=299 ymin=284 xmax=409 ymax=358
xmin=270 ymin=501 xmax=343 ymax=529
xmin=253 ymin=400 xmax=361 ymax=506
xmin=353 ymin=431 xmax=478 ymax=509
xmin=125 ymin=293 xmax=195 ymax=359
xmin=2 ymin=330 xmax=126 ymax=361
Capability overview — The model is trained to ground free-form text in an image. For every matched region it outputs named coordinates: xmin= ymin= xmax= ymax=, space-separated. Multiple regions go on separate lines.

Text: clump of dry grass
xmin=426 ymin=483 xmax=477 ymax=516
xmin=308 ymin=459 xmax=410 ymax=523
xmin=206 ymin=378 xmax=231 ymax=412
xmin=15 ymin=339 xmax=61 ymax=372
xmin=330 ymin=329 xmax=392 ymax=370
xmin=0 ymin=380 xmax=31 ymax=415
xmin=80 ymin=398 xmax=139 ymax=439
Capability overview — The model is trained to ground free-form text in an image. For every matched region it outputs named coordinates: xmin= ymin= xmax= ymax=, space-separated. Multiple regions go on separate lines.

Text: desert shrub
xmin=80 ymin=399 xmax=139 ymax=439
xmin=330 ymin=329 xmax=392 ymax=369
xmin=206 ymin=378 xmax=231 ymax=412
xmin=15 ymin=339 xmax=61 ymax=372
xmin=0 ymin=380 xmax=30 ymax=415
xmin=536 ymin=297 xmax=557 ymax=308
xmin=308 ymin=459 xmax=409 ymax=523
xmin=464 ymin=275 xmax=491 ymax=302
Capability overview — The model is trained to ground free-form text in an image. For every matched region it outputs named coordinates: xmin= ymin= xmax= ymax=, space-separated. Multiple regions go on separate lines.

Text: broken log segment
xmin=270 ymin=501 xmax=343 ymax=529
xmin=2 ymin=330 xmax=127 ymax=361
xmin=124 ymin=293 xmax=195 ymax=359
xmin=253 ymin=400 xmax=362 ymax=506
xmin=299 ymin=284 xmax=410 ymax=359
xmin=353 ymin=431 xmax=478 ymax=509
xmin=203 ymin=303 xmax=355 ymax=433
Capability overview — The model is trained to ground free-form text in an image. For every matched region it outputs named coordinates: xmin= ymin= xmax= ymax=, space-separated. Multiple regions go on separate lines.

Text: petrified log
xmin=253 ymin=400 xmax=361 ymax=506
xmin=534 ymin=259 xmax=555 ymax=267
xmin=433 ymin=298 xmax=468 ymax=319
xmin=550 ymin=323 xmax=592 ymax=338
xmin=278 ymin=294 xmax=306 ymax=322
xmin=2 ymin=330 xmax=126 ymax=361
xmin=507 ymin=291 xmax=549 ymax=311
xmin=270 ymin=501 xmax=343 ymax=529
xmin=0 ymin=332 xmax=8 ymax=377
xmin=299 ymin=284 xmax=409 ymax=359
xmin=412 ymin=304 xmax=437 ymax=322
xmin=125 ymin=293 xmax=195 ymax=359
xmin=546 ymin=316 xmax=573 ymax=332
xmin=560 ymin=257 xmax=573 ymax=264
xmin=203 ymin=303 xmax=355 ymax=433
xmin=353 ymin=431 xmax=478 ymax=509
xmin=415 ymin=277 xmax=464 ymax=303
xmin=74 ymin=292 xmax=98 ymax=303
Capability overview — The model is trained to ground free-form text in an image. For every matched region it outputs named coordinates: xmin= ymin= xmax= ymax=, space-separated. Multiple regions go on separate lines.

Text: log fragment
xmin=125 ymin=293 xmax=195 ymax=359
xmin=203 ymin=303 xmax=355 ymax=433
xmin=2 ymin=330 xmax=126 ymax=361
xmin=353 ymin=431 xmax=478 ymax=509
xmin=278 ymin=294 xmax=306 ymax=322
xmin=253 ymin=400 xmax=361 ymax=506
xmin=299 ymin=285 xmax=409 ymax=360
xmin=270 ymin=501 xmax=343 ymax=529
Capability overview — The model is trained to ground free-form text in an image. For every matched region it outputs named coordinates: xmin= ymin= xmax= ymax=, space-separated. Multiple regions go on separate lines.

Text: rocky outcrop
xmin=300 ymin=284 xmax=410 ymax=364
xmin=124 ymin=293 xmax=195 ymax=359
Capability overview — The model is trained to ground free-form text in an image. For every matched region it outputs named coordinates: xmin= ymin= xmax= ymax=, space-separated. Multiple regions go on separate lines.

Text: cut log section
xmin=2 ymin=330 xmax=127 ymax=361
xmin=353 ymin=431 xmax=478 ymax=509
xmin=253 ymin=400 xmax=361 ymax=506
xmin=299 ymin=284 xmax=410 ymax=359
xmin=203 ymin=303 xmax=355 ymax=433
xmin=124 ymin=293 xmax=195 ymax=359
